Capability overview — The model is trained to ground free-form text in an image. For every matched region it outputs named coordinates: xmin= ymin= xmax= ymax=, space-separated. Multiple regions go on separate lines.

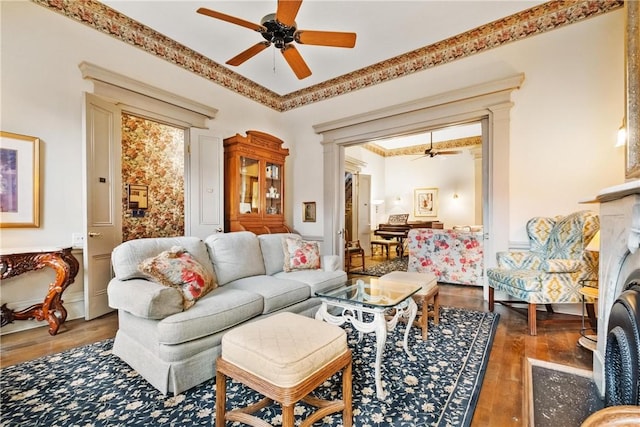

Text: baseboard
xmin=0 ymin=290 xmax=85 ymax=335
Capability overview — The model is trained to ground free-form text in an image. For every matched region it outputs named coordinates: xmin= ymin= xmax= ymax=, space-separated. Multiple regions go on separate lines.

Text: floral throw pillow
xmin=139 ymin=246 xmax=216 ymax=310
xmin=282 ymin=237 xmax=321 ymax=272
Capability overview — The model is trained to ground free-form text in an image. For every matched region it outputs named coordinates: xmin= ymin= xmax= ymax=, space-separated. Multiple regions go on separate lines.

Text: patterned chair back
xmin=526 ymin=211 xmax=600 ymax=260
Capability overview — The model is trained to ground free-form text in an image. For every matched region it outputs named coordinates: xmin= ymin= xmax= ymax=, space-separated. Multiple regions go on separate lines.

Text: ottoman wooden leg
xmin=283 ymin=404 xmax=295 ymax=426
xmin=343 ymin=360 xmax=353 ymax=427
xmin=216 ymin=370 xmax=227 ymax=427
xmin=433 ymin=290 xmax=440 ymax=325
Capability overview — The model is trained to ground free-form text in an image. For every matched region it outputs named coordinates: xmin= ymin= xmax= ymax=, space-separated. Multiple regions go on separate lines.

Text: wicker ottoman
xmin=380 ymin=271 xmax=439 ymax=339
xmin=215 ymin=312 xmax=352 ymax=427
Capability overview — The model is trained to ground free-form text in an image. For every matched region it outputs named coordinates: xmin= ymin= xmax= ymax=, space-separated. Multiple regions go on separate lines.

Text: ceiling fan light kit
xmin=197 ymin=0 xmax=356 ymax=79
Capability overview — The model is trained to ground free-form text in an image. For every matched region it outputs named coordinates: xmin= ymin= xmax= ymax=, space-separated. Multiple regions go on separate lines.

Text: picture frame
xmin=303 ymin=201 xmax=316 ymax=222
xmin=414 ymin=187 xmax=438 ymax=217
xmin=625 ymin=0 xmax=639 ymax=179
xmin=0 ymin=131 xmax=40 ymax=228
xmin=127 ymin=184 xmax=148 ymax=210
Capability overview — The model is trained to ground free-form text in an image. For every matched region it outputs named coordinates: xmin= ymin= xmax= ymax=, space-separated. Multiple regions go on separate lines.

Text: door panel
xmin=187 ymin=128 xmax=223 ymax=239
xmin=358 ymin=174 xmax=372 ymax=255
xmin=83 ymin=93 xmax=121 ymax=319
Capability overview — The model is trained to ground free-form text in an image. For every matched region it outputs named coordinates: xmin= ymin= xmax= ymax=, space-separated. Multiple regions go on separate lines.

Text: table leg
xmin=372 ymin=311 xmax=388 ymax=400
xmin=402 ymin=298 xmax=418 ymax=358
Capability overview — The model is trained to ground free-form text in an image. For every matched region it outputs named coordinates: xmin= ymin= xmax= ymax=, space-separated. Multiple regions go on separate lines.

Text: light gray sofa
xmin=107 ymin=231 xmax=347 ymax=394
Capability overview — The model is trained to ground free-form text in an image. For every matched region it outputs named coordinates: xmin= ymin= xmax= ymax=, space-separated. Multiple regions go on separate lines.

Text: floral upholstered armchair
xmin=487 ymin=210 xmax=600 ymax=335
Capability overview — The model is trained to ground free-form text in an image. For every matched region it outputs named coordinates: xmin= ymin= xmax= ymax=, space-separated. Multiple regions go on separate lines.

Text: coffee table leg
xmin=402 ymin=298 xmax=418 ymax=358
xmin=373 ymin=311 xmax=388 ymax=400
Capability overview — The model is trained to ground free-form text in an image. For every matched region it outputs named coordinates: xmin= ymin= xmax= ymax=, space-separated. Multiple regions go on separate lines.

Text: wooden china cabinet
xmin=223 ymin=130 xmax=291 ymax=234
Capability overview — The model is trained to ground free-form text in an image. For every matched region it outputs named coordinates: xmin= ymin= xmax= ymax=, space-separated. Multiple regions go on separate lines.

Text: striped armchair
xmin=487 ymin=211 xmax=599 ymax=335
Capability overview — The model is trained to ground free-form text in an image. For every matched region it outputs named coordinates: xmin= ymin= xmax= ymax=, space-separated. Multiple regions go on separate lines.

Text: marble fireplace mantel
xmin=593 ymin=179 xmax=640 ymax=396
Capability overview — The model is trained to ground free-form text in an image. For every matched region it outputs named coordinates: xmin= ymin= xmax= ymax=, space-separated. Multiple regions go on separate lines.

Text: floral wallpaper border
xmin=33 ymin=0 xmax=623 ymax=112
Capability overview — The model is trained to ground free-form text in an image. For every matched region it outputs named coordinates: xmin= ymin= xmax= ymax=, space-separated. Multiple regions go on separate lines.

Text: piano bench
xmin=371 ymin=239 xmax=399 ymax=259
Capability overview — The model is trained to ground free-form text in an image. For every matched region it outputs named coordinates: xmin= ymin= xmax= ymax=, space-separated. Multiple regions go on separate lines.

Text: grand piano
xmin=373 ymin=215 xmax=444 ymax=258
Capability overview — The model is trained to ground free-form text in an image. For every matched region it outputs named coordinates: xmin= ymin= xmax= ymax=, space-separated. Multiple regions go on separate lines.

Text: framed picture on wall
xmin=303 ymin=201 xmax=316 ymax=222
xmin=0 ymin=131 xmax=40 ymax=228
xmin=414 ymin=188 xmax=438 ymax=217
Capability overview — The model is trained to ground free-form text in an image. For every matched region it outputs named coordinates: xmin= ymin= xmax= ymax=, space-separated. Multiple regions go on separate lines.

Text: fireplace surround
xmin=594 ymin=180 xmax=640 ymax=399
xmin=604 ymin=278 xmax=640 ymax=406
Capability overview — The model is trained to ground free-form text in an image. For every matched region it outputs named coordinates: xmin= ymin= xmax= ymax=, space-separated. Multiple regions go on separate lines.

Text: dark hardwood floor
xmin=0 ymin=254 xmax=594 ymax=426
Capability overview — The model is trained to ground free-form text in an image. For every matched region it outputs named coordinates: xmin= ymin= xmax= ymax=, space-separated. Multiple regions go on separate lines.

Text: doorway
xmin=121 ymin=113 xmax=186 ymax=241
xmin=316 ymin=74 xmax=524 ymax=298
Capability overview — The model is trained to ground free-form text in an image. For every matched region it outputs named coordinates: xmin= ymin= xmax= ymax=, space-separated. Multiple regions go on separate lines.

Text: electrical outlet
xmin=72 ymin=233 xmax=85 ymax=248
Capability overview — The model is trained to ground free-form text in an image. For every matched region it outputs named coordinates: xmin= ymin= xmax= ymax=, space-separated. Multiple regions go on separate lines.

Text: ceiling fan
xmin=197 ymin=0 xmax=357 ymax=80
xmin=414 ymin=134 xmax=462 ymax=160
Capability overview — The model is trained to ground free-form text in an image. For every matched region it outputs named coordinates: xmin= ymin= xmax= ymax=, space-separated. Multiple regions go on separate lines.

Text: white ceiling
xmin=101 ymin=0 xmax=544 ymax=95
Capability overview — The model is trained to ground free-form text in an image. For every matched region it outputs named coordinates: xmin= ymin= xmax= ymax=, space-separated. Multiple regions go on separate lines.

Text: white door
xmin=358 ymin=174 xmax=372 ymax=255
xmin=186 ymin=128 xmax=224 ymax=239
xmin=83 ymin=93 xmax=121 ymax=319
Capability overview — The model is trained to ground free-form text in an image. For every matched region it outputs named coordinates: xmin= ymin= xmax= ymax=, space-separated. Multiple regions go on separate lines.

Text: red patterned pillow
xmin=139 ymin=246 xmax=216 ymax=310
xmin=282 ymin=237 xmax=321 ymax=272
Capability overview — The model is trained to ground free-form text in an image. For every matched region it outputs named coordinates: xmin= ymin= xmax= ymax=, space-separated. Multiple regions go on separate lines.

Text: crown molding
xmin=34 ymin=0 xmax=623 ymax=112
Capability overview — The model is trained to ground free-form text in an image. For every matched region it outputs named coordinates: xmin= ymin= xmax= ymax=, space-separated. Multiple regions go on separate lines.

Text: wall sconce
xmin=616 ymin=119 xmax=627 ymax=147
xmin=372 ymin=199 xmax=384 ymax=213
xmin=453 ymin=193 xmax=459 ymax=199
xmin=393 ymin=196 xmax=402 ymax=205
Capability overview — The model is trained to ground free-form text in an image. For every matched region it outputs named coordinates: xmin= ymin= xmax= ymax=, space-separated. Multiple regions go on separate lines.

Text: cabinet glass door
xmin=265 ymin=162 xmax=282 ymax=215
xmin=239 ymin=156 xmax=259 ymax=214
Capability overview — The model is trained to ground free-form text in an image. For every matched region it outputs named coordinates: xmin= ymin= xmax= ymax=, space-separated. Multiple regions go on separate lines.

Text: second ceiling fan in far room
xmin=413 ymin=133 xmax=463 ymax=160
xmin=197 ymin=0 xmax=357 ymax=80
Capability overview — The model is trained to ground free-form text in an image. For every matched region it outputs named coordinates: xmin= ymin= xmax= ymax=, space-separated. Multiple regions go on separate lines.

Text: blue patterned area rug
xmin=360 ymin=257 xmax=409 ymax=276
xmin=1 ymin=307 xmax=499 ymax=427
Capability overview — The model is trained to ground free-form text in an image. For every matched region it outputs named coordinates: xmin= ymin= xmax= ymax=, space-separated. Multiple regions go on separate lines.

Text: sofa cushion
xmin=205 ymin=231 xmax=266 ymax=285
xmin=273 ymin=270 xmax=346 ymax=295
xmin=282 ymin=237 xmax=321 ymax=272
xmin=258 ymin=233 xmax=300 ymax=275
xmin=156 ymin=286 xmax=264 ymax=345
xmin=112 ymin=237 xmax=213 ymax=281
xmin=224 ymin=275 xmax=310 ymax=314
xmin=139 ymin=246 xmax=216 ymax=310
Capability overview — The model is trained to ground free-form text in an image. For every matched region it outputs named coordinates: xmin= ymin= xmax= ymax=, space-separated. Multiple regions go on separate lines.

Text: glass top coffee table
xmin=315 ymin=277 xmax=421 ymax=400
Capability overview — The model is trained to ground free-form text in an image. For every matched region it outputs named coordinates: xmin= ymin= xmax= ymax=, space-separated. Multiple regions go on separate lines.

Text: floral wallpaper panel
xmin=121 ymin=113 xmax=185 ymax=241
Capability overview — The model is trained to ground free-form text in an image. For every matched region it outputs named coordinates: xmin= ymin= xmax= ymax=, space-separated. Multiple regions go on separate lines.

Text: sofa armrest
xmin=107 ymin=278 xmax=183 ymax=319
xmin=322 ymin=255 xmax=341 ymax=272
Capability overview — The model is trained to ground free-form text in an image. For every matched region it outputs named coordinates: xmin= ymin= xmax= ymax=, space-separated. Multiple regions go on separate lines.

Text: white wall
xmin=283 ymin=9 xmax=625 ymax=244
xmin=0 ymin=2 xmax=625 ymax=333
xmin=345 ymin=145 xmax=476 ymax=228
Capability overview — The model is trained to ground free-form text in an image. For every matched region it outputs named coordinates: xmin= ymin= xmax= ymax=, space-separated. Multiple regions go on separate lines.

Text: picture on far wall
xmin=303 ymin=201 xmax=316 ymax=222
xmin=0 ymin=131 xmax=40 ymax=228
xmin=414 ymin=188 xmax=438 ymax=217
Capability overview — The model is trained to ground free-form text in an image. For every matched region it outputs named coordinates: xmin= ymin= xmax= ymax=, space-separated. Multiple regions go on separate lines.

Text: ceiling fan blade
xmin=281 ymin=45 xmax=312 ymax=79
xmin=226 ymin=42 xmax=270 ymax=66
xmin=197 ymin=7 xmax=265 ymax=32
xmin=436 ymin=150 xmax=463 ymax=155
xmin=276 ymin=0 xmax=303 ymax=27
xmin=296 ymin=30 xmax=357 ymax=48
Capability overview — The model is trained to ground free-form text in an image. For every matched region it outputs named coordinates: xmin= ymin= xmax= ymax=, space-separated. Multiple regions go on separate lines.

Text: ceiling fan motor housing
xmin=260 ymin=13 xmax=296 ymax=49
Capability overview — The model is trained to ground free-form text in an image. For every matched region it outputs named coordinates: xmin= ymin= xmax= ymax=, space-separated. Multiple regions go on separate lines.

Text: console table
xmin=0 ymin=247 xmax=79 ymax=335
